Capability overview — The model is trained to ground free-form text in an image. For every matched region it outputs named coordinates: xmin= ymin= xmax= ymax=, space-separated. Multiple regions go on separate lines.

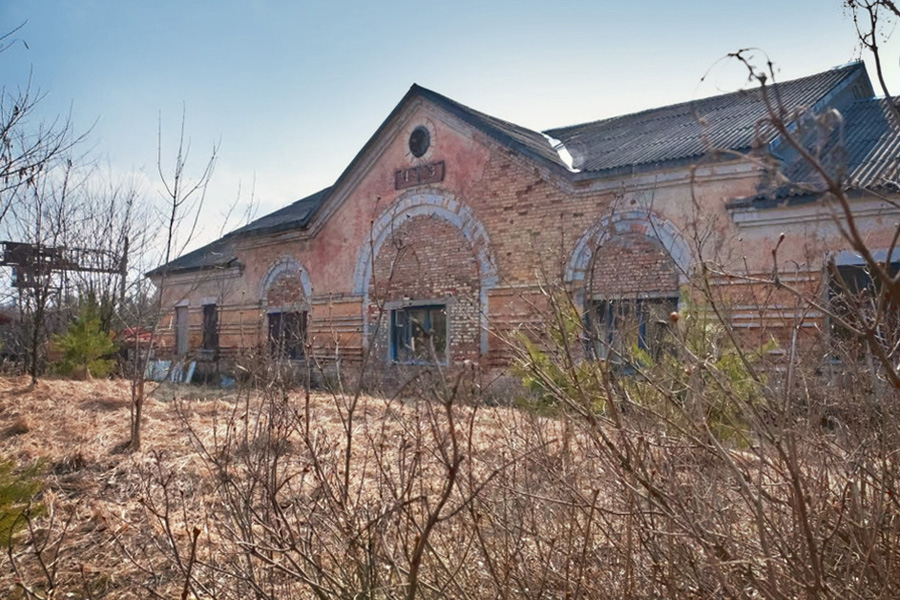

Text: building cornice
xmin=729 ymin=196 xmax=900 ymax=228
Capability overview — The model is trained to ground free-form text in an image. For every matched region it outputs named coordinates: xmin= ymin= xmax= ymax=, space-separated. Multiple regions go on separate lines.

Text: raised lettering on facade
xmin=395 ymin=161 xmax=445 ymax=190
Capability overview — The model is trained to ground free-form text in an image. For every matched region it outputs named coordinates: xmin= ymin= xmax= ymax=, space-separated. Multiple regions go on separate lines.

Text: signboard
xmin=395 ymin=161 xmax=445 ymax=190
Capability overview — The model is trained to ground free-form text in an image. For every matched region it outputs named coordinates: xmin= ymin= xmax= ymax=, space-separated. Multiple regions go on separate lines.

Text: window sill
xmin=196 ymin=349 xmax=217 ymax=362
xmin=391 ymin=359 xmax=449 ymax=367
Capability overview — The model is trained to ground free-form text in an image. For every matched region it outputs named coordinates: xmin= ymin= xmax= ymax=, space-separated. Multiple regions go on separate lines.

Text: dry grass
xmin=0 ymin=375 xmax=557 ymax=598
xmin=0 ymin=377 xmax=222 ymax=597
xmin=1 ymin=370 xmax=895 ymax=599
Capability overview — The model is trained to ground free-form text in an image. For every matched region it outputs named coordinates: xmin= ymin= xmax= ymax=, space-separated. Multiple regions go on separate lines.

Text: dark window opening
xmin=268 ymin=311 xmax=307 ymax=360
xmin=828 ymin=261 xmax=900 ymax=352
xmin=202 ymin=304 xmax=219 ymax=354
xmin=391 ymin=304 xmax=447 ymax=364
xmin=409 ymin=126 xmax=430 ymax=158
xmin=588 ymin=297 xmax=677 ymax=363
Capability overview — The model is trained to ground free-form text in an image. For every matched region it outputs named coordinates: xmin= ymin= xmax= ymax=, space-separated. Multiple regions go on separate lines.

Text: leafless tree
xmin=1 ymin=25 xmax=84 ymax=229
xmin=127 ymin=113 xmax=217 ymax=451
xmin=8 ymin=6 xmax=900 ymax=599
xmin=845 ymin=0 xmax=900 ymax=123
xmin=3 ymin=159 xmax=84 ymax=383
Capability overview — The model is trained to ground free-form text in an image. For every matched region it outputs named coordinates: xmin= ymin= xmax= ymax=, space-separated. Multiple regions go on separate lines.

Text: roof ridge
xmin=410 ymin=84 xmax=546 ymax=136
xmin=409 ymin=84 xmax=568 ymax=170
xmin=545 ymin=61 xmax=866 ymax=135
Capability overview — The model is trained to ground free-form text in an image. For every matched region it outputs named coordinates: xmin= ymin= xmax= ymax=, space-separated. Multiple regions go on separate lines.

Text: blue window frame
xmin=589 ymin=297 xmax=677 ymax=362
xmin=391 ymin=304 xmax=448 ymax=364
xmin=268 ymin=310 xmax=307 ymax=360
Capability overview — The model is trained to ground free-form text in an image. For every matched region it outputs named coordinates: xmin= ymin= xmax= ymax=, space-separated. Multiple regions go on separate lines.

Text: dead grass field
xmin=0 ymin=376 xmax=243 ymax=598
xmin=0 ymin=375 xmax=571 ymax=599
xmin=2 ymin=371 xmax=896 ymax=599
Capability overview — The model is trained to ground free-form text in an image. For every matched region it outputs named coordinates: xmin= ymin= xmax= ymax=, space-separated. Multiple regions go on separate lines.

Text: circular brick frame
xmin=259 ymin=256 xmax=312 ymax=307
xmin=353 ymin=190 xmax=498 ymax=354
xmin=566 ymin=210 xmax=692 ymax=307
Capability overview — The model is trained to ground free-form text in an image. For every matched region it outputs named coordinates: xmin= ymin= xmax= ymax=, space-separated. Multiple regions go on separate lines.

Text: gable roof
xmin=146 ymin=186 xmax=332 ymax=276
xmin=411 ymin=85 xmax=569 ymax=171
xmin=149 ymin=85 xmax=566 ymax=276
xmin=545 ymin=62 xmax=871 ymax=175
xmin=150 ymin=64 xmax=896 ymax=276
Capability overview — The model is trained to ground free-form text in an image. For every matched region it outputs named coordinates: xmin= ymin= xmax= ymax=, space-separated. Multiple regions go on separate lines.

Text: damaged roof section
xmin=545 ymin=62 xmax=871 ymax=176
xmin=728 ymin=96 xmax=900 ymax=209
xmin=146 ymin=186 xmax=332 ymax=277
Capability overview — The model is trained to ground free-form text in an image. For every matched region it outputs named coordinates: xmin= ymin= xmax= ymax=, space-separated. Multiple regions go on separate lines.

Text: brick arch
xmin=259 ymin=256 xmax=312 ymax=307
xmin=353 ymin=190 xmax=498 ymax=354
xmin=566 ymin=210 xmax=692 ymax=306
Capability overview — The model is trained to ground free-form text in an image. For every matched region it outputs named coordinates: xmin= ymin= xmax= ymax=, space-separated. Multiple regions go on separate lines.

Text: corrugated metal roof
xmin=728 ymin=97 xmax=900 ymax=208
xmin=844 ymin=98 xmax=900 ymax=189
xmin=545 ymin=63 xmax=868 ymax=174
xmin=150 ymin=63 xmax=895 ymax=276
xmin=146 ymin=187 xmax=331 ymax=276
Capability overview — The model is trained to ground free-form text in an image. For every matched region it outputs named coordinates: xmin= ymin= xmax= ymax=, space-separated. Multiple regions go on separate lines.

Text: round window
xmin=408 ymin=126 xmax=430 ymax=158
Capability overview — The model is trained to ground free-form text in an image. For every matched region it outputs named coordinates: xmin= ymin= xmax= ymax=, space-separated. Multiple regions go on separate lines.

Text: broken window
xmin=268 ymin=310 xmax=307 ymax=360
xmin=588 ymin=297 xmax=677 ymax=363
xmin=202 ymin=303 xmax=219 ymax=356
xmin=828 ymin=261 xmax=900 ymax=355
xmin=391 ymin=304 xmax=447 ymax=364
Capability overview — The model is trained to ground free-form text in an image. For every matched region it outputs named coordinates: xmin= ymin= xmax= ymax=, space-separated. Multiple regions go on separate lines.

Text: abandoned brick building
xmin=148 ymin=61 xmax=900 ymax=374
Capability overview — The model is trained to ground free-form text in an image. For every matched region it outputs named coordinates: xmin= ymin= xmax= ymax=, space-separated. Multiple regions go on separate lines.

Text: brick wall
xmin=149 ymin=101 xmax=884 ymax=374
xmin=265 ymin=272 xmax=306 ymax=307
xmin=367 ymin=214 xmax=481 ymax=365
xmin=586 ymin=232 xmax=680 ymax=298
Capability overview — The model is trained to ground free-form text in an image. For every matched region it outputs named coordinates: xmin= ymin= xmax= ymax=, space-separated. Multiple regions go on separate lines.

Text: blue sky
xmin=4 ymin=0 xmax=897 ymax=252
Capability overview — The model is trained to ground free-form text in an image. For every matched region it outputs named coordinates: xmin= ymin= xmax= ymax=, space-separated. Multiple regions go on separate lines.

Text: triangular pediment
xmin=302 ymin=84 xmax=570 ymax=235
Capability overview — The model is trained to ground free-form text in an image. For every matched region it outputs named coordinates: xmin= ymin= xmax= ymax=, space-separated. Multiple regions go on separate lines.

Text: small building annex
xmin=147 ymin=62 xmax=900 ymax=374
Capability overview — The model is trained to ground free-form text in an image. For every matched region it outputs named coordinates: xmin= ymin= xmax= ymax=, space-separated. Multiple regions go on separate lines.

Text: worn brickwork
xmin=151 ymin=99 xmax=899 ymax=375
xmin=154 ymin=270 xmax=254 ymax=362
xmin=368 ymin=215 xmax=481 ymax=364
xmin=586 ymin=233 xmax=680 ymax=298
xmin=265 ymin=272 xmax=307 ymax=307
